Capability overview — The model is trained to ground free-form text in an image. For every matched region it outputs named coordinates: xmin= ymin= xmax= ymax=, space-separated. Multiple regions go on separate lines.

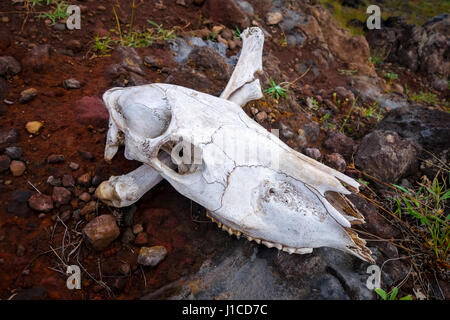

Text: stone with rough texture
xmin=137 ymin=246 xmax=167 ymax=267
xmin=52 ymin=187 xmax=71 ymax=205
xmin=83 ymin=215 xmax=120 ymax=251
xmin=355 ymin=130 xmax=419 ymax=183
xmin=325 ymin=153 xmax=346 ymax=172
xmin=62 ymin=174 xmax=75 ymax=187
xmin=0 ymin=128 xmax=19 ymax=147
xmin=0 ymin=56 xmax=21 ymax=76
xmin=323 ymin=131 xmax=355 ymax=160
xmin=80 ymin=201 xmax=97 ymax=216
xmin=303 ymin=147 xmax=321 ymax=160
xmin=366 ymin=15 xmax=449 ymax=77
xmin=74 ymin=96 xmax=109 ymax=127
xmin=4 ymin=146 xmax=23 ymax=160
xmin=377 ymin=105 xmax=450 ymax=154
xmin=9 ymin=160 xmax=26 ymax=176
xmin=47 ymin=176 xmax=62 ymax=186
xmin=266 ymin=11 xmax=283 ymax=25
xmin=20 ymin=88 xmax=38 ymax=103
xmin=28 ymin=193 xmax=54 ymax=212
xmin=47 ymin=154 xmax=64 ymax=164
xmin=63 ymin=79 xmax=81 ymax=89
xmin=77 ymin=173 xmax=91 ymax=186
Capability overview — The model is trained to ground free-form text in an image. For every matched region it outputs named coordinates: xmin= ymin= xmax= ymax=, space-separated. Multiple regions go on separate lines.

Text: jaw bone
xmin=95 ymin=27 xmax=374 ymax=262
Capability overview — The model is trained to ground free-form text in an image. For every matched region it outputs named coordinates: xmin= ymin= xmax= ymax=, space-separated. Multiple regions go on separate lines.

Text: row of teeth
xmin=206 ymin=212 xmax=312 ymax=255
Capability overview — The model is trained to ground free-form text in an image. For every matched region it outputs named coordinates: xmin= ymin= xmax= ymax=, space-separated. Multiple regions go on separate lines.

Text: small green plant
xmin=207 ymin=31 xmax=218 ymax=42
xmin=370 ymin=56 xmax=382 ymax=65
xmin=309 ymin=97 xmax=319 ymax=110
xmin=404 ymin=83 xmax=409 ymax=96
xmin=147 ymin=20 xmax=177 ymax=41
xmin=375 ymin=109 xmax=383 ymax=121
xmin=392 ymin=173 xmax=449 ymax=261
xmin=358 ymin=178 xmax=369 ymax=187
xmin=91 ymin=7 xmax=177 ymax=56
xmin=362 ymin=102 xmax=379 ymax=118
xmin=321 ymin=113 xmax=330 ymax=122
xmin=279 ymin=35 xmax=287 ymax=47
xmin=338 ymin=69 xmax=358 ymax=76
xmin=339 ymin=96 xmax=358 ymax=132
xmin=265 ymin=78 xmax=289 ymax=100
xmin=385 ymin=72 xmax=398 ymax=85
xmin=410 ymin=91 xmax=439 ymax=106
xmin=233 ymin=26 xmax=241 ymax=39
xmin=375 ymin=287 xmax=413 ymax=300
xmin=39 ymin=0 xmax=69 ymax=25
xmin=93 ymin=35 xmax=114 ymax=55
xmin=320 ymin=113 xmax=336 ymax=130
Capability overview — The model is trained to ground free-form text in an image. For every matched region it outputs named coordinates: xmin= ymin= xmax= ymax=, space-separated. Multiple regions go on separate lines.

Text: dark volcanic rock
xmin=366 ymin=14 xmax=449 ymax=78
xmin=187 ymin=46 xmax=231 ymax=81
xmin=78 ymin=149 xmax=94 ymax=161
xmin=377 ymin=105 xmax=450 ymax=154
xmin=355 ymin=130 xmax=419 ymax=183
xmin=11 ymin=287 xmax=48 ymax=300
xmin=4 ymin=146 xmax=23 ymax=160
xmin=301 ymin=122 xmax=320 ymax=143
xmin=303 ymin=147 xmax=321 ymax=161
xmin=323 ymin=131 xmax=355 ymax=160
xmin=47 ymin=154 xmax=65 ymax=164
xmin=325 ymin=153 xmax=346 ymax=172
xmin=0 ymin=128 xmax=20 ymax=147
xmin=7 ymin=190 xmax=32 ymax=217
xmin=0 ymin=56 xmax=21 ymax=76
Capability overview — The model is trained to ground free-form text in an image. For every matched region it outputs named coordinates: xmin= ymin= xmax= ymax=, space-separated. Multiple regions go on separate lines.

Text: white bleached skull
xmin=96 ymin=27 xmax=373 ymax=262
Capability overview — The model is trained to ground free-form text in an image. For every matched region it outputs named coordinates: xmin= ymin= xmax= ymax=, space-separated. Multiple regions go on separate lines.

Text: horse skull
xmin=95 ymin=28 xmax=374 ymax=262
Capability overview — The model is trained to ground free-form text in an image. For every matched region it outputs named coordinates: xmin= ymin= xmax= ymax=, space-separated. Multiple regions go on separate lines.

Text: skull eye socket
xmin=157 ymin=139 xmax=203 ymax=175
xmin=122 ymin=102 xmax=172 ymax=139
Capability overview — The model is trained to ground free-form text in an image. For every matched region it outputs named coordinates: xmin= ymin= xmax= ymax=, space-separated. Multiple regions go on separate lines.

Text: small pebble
xmin=47 ymin=154 xmax=65 ymax=164
xmin=77 ymin=173 xmax=91 ymax=186
xmin=132 ymin=224 xmax=144 ymax=235
xmin=20 ymin=88 xmax=38 ymax=103
xmin=137 ymin=246 xmax=167 ymax=267
xmin=10 ymin=160 xmax=26 ymax=176
xmin=79 ymin=192 xmax=91 ymax=202
xmin=119 ymin=262 xmax=130 ymax=276
xmin=62 ymin=174 xmax=75 ymax=187
xmin=25 ymin=121 xmax=43 ymax=134
xmin=63 ymin=79 xmax=81 ymax=90
xmin=69 ymin=162 xmax=79 ymax=170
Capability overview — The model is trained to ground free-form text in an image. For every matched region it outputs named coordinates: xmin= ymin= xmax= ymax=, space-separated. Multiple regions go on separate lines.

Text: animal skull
xmin=96 ymin=28 xmax=374 ymax=262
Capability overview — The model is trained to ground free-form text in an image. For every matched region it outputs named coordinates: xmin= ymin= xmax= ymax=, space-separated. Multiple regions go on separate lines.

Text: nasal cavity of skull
xmin=159 ymin=139 xmax=202 ymax=175
xmin=122 ymin=102 xmax=172 ymax=139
